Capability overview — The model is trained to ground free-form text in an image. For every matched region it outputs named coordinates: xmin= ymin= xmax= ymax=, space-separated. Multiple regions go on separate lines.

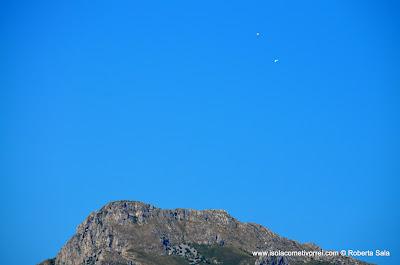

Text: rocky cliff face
xmin=39 ymin=201 xmax=371 ymax=265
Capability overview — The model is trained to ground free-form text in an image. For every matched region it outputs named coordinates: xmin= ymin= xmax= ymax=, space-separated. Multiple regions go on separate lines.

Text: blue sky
xmin=1 ymin=1 xmax=399 ymax=264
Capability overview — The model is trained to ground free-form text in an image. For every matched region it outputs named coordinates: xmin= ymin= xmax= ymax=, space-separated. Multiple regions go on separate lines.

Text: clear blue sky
xmin=1 ymin=1 xmax=399 ymax=264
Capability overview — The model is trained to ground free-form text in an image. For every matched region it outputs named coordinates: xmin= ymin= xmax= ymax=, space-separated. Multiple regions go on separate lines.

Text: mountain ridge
xmin=39 ymin=200 xmax=372 ymax=265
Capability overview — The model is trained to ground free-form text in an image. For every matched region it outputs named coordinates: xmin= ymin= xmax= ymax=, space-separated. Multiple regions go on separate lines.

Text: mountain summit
xmin=39 ymin=201 xmax=370 ymax=265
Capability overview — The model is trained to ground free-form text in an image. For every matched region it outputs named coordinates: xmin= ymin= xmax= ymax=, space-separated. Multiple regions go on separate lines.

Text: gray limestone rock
xmin=38 ymin=201 xmax=372 ymax=265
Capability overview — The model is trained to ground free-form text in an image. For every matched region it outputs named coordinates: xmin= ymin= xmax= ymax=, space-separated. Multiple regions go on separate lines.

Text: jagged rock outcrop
xmin=39 ymin=201 xmax=371 ymax=265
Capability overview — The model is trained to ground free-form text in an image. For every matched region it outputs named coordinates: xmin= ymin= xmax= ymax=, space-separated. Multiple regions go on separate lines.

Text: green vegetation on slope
xmin=193 ymin=244 xmax=256 ymax=265
xmin=41 ymin=245 xmax=340 ymax=265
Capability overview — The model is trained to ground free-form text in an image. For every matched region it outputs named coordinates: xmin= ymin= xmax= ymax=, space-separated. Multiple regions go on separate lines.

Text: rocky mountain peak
xmin=40 ymin=200 xmax=371 ymax=265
